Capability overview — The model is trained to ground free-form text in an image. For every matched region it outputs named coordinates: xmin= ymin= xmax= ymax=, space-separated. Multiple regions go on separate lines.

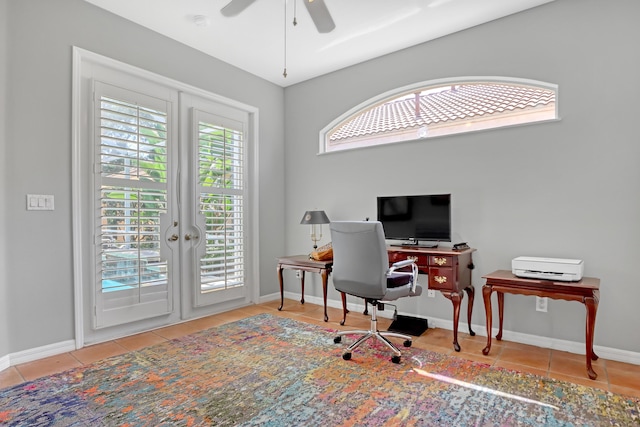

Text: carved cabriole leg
xmin=496 ymin=291 xmax=505 ymax=341
xmin=321 ymin=269 xmax=329 ymax=322
xmin=451 ymin=292 xmax=462 ymax=352
xmin=464 ymin=286 xmax=476 ymax=336
xmin=443 ymin=292 xmax=463 ymax=352
xmin=482 ymin=284 xmax=493 ymax=355
xmin=299 ymin=271 xmax=305 ymax=304
xmin=590 ymin=290 xmax=600 ymax=360
xmin=584 ymin=290 xmax=600 ymax=380
xmin=340 ymin=292 xmax=348 ymax=326
xmin=277 ymin=264 xmax=284 ymax=311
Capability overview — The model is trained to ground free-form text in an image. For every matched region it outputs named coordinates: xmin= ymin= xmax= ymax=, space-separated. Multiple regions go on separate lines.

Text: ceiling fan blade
xmin=303 ymin=0 xmax=336 ymax=33
xmin=220 ymin=0 xmax=257 ymax=17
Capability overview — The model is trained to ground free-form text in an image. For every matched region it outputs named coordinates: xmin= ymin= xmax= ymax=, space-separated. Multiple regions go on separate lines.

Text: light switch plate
xmin=27 ymin=194 xmax=55 ymax=211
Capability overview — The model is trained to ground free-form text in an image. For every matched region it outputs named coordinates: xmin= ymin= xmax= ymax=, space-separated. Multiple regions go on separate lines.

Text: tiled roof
xmin=329 ymin=83 xmax=555 ymax=141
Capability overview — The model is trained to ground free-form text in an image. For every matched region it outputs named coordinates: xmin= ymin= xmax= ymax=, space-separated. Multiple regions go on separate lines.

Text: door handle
xmin=185 ymin=234 xmax=199 ymax=241
xmin=168 ymin=234 xmax=179 ymax=241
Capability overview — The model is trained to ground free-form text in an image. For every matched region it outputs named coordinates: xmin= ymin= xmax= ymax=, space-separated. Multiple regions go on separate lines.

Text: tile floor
xmin=1 ymin=299 xmax=639 ymax=399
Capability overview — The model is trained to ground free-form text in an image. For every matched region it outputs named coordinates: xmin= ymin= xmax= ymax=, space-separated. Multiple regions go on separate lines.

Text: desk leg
xmin=482 ymin=284 xmax=493 ymax=355
xmin=277 ymin=264 xmax=284 ymax=311
xmin=585 ymin=291 xmax=600 ymax=380
xmin=496 ymin=291 xmax=505 ymax=341
xmin=452 ymin=292 xmax=462 ymax=352
xmin=321 ymin=269 xmax=329 ymax=322
xmin=299 ymin=271 xmax=305 ymax=304
xmin=340 ymin=292 xmax=347 ymax=325
xmin=443 ymin=292 xmax=463 ymax=352
xmin=464 ymin=286 xmax=476 ymax=336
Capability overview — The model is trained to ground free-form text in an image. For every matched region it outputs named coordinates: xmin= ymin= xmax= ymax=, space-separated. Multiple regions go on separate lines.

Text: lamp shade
xmin=300 ymin=210 xmax=330 ymax=225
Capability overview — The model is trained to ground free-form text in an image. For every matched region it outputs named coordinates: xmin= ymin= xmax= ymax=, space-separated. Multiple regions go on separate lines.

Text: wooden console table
xmin=277 ymin=255 xmax=332 ymax=322
xmin=387 ymin=246 xmax=476 ymax=352
xmin=481 ymin=270 xmax=600 ymax=379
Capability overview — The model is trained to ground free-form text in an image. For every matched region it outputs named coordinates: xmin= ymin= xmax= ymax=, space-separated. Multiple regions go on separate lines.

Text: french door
xmin=74 ymin=49 xmax=256 ymax=344
xmin=93 ymin=81 xmax=177 ymax=328
xmin=179 ymin=93 xmax=250 ymax=314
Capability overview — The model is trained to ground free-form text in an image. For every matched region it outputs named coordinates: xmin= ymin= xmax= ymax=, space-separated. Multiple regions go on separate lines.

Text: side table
xmin=482 ymin=270 xmax=600 ymax=379
xmin=276 ymin=255 xmax=333 ymax=322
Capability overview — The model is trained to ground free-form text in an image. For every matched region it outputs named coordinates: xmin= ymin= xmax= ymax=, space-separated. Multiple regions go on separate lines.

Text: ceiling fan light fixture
xmin=220 ymin=0 xmax=336 ymax=79
xmin=221 ymin=0 xmax=335 ymax=34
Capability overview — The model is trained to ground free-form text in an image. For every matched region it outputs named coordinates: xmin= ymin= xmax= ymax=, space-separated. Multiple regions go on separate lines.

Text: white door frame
xmin=71 ymin=47 xmax=260 ymax=348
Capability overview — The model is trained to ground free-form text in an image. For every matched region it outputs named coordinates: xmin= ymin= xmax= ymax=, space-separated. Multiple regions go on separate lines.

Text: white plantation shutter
xmin=75 ymin=50 xmax=258 ymax=345
xmin=193 ymin=108 xmax=247 ymax=306
xmin=94 ymin=82 xmax=173 ymax=328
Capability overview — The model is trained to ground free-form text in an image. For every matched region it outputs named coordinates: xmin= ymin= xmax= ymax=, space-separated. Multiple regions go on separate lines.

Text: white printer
xmin=512 ymin=256 xmax=584 ymax=282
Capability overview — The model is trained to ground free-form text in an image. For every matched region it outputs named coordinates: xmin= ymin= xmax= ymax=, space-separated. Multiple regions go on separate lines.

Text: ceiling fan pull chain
xmin=293 ymin=0 xmax=298 ymax=26
xmin=283 ymin=0 xmax=287 ymax=78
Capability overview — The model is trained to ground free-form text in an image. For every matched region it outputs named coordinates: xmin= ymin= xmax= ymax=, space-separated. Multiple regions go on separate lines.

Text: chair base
xmin=334 ymin=302 xmax=412 ymax=363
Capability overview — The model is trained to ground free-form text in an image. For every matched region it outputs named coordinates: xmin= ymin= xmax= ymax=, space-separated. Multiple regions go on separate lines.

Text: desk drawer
xmin=388 ymin=251 xmax=428 ymax=272
xmin=388 ymin=251 xmax=428 ymax=266
xmin=429 ymin=256 xmax=453 ymax=267
xmin=428 ymin=267 xmax=455 ymax=291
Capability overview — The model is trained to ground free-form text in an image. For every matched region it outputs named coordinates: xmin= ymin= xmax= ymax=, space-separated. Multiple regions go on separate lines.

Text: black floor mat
xmin=387 ymin=315 xmax=429 ymax=336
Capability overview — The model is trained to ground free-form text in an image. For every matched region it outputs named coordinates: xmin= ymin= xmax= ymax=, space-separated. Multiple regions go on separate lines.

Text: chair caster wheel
xmin=391 ymin=355 xmax=401 ymax=364
xmin=334 ymin=336 xmax=342 ymax=344
xmin=403 ymin=340 xmax=412 ymax=347
xmin=342 ymin=352 xmax=352 ymax=360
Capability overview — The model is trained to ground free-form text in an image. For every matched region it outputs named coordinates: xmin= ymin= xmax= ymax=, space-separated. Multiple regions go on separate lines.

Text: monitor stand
xmin=390 ymin=240 xmax=439 ymax=248
xmin=418 ymin=242 xmax=438 ymax=248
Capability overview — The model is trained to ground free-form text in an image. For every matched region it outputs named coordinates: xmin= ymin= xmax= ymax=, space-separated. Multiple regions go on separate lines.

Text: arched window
xmin=321 ymin=77 xmax=558 ymax=153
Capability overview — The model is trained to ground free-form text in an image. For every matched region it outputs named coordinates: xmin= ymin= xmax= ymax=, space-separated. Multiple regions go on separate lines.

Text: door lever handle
xmin=168 ymin=234 xmax=179 ymax=241
xmin=185 ymin=234 xmax=199 ymax=241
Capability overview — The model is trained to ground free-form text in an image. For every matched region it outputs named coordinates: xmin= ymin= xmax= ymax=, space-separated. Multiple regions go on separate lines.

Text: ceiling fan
xmin=221 ymin=0 xmax=336 ymax=33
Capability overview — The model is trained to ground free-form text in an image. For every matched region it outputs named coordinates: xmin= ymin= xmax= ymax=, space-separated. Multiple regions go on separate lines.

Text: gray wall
xmin=0 ymin=0 xmax=9 ymax=358
xmin=2 ymin=0 xmax=285 ymax=354
xmin=284 ymin=0 xmax=640 ymax=353
xmin=2 ymin=0 xmax=639 ymax=360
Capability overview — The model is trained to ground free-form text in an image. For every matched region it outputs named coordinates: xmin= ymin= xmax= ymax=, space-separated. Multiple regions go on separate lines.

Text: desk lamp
xmin=300 ymin=210 xmax=330 ymax=250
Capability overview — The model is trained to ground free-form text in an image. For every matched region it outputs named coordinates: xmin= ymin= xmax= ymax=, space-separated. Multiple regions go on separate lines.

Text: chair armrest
xmin=388 ymin=259 xmax=419 ymax=293
xmin=389 ymin=259 xmax=415 ymax=270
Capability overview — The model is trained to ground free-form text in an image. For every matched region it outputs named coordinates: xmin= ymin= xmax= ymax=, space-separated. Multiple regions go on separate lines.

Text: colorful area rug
xmin=0 ymin=314 xmax=638 ymax=426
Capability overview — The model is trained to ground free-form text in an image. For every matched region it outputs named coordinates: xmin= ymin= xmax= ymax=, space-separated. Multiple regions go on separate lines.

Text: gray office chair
xmin=330 ymin=221 xmax=422 ymax=363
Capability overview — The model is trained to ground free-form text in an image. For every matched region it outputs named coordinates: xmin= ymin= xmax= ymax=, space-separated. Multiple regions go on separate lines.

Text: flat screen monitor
xmin=377 ymin=194 xmax=451 ymax=245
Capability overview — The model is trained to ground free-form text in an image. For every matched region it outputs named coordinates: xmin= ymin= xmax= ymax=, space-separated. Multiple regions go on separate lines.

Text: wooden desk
xmin=277 ymin=247 xmax=477 ymax=352
xmin=387 ymin=246 xmax=476 ymax=352
xmin=277 ymin=255 xmax=333 ymax=322
xmin=481 ymin=270 xmax=600 ymax=379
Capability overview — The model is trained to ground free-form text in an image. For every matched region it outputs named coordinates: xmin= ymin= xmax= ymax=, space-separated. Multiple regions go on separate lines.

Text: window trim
xmin=319 ymin=76 xmax=559 ymax=154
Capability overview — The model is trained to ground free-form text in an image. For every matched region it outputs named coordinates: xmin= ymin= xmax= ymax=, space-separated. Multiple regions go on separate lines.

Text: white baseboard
xmin=8 ymin=340 xmax=77 ymax=367
xmin=0 ymin=354 xmax=9 ymax=372
xmin=258 ymin=292 xmax=282 ymax=304
xmin=2 ymin=294 xmax=638 ymax=375
xmin=272 ymin=291 xmax=640 ymax=366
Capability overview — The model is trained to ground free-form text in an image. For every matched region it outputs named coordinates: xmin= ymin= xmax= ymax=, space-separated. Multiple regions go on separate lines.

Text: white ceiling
xmin=84 ymin=0 xmax=555 ymax=87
